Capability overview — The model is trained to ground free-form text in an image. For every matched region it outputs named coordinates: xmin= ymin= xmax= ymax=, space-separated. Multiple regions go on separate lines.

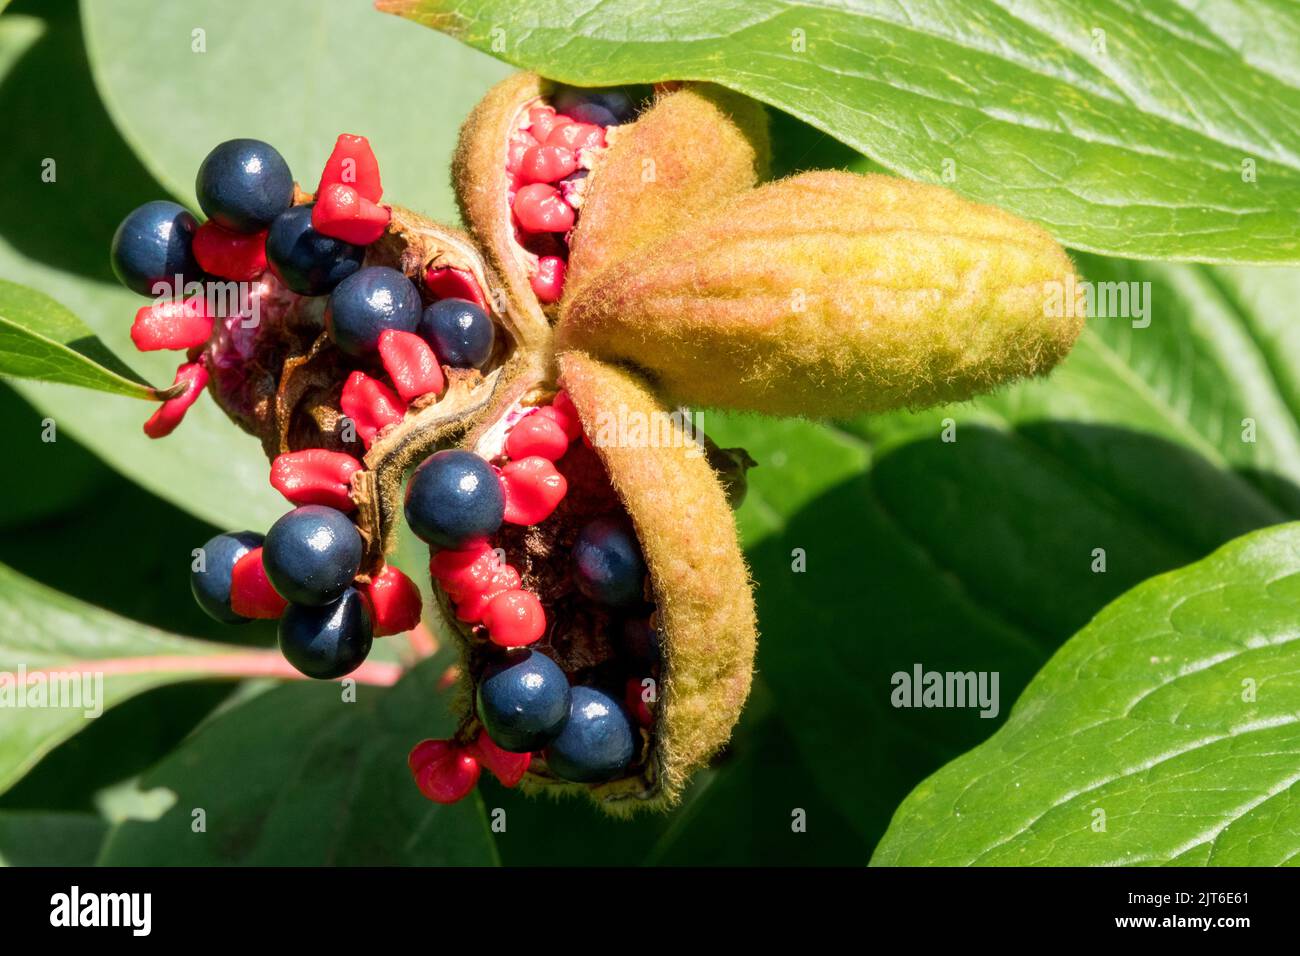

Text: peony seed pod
xmin=558 ymin=170 xmax=1082 ymax=417
xmin=434 ymin=350 xmax=755 ymax=811
xmin=555 ymin=351 xmax=755 ymax=805
xmin=123 ymin=71 xmax=1084 ymax=815
xmin=563 ymin=82 xmax=770 ymax=296
xmin=452 ymin=71 xmax=556 ymax=345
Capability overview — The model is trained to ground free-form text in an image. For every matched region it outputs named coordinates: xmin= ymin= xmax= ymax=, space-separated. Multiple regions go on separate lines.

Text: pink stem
xmin=22 ymin=651 xmax=403 ymax=687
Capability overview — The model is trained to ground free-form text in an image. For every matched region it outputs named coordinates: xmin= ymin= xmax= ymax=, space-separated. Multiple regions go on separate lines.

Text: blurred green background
xmin=2 ymin=0 xmax=1298 ymax=866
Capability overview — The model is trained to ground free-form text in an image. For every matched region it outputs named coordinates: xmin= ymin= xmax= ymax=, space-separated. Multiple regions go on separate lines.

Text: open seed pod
xmin=202 ymin=197 xmax=516 ymax=574
xmin=439 ymin=352 xmax=755 ymax=811
xmin=146 ymin=68 xmax=1083 ymax=816
xmin=407 ymin=76 xmax=772 ymax=812
xmin=187 ymin=77 xmax=771 ymax=814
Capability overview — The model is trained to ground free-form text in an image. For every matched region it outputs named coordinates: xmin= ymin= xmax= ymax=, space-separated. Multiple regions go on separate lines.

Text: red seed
xmin=408 ymin=739 xmax=443 ymax=774
xmin=429 ymin=541 xmax=497 ymax=600
xmin=312 ymin=183 xmax=390 ymax=245
xmin=143 ymin=362 xmax=208 ymax=439
xmin=423 ymin=265 xmax=488 ymax=310
xmin=192 ymin=221 xmax=268 ymax=281
xmin=230 ymin=547 xmax=288 ymax=619
xmin=361 ymin=565 xmax=423 ymax=636
xmin=378 ymin=329 xmax=445 ymax=402
xmin=530 ymin=255 xmax=566 ymax=304
xmin=454 ymin=564 xmax=522 ymax=624
xmin=500 ymin=456 xmax=567 ymax=526
xmin=518 ymin=144 xmax=577 ymax=184
xmin=316 ymin=133 xmax=383 ymax=202
xmin=468 ymin=731 xmax=531 ymax=787
xmin=483 ymin=589 xmax=546 ymax=647
xmin=409 ymin=739 xmax=480 ymax=804
xmin=506 ymin=129 xmax=538 ymax=174
xmin=130 ymin=296 xmax=213 ymax=351
xmin=625 ymin=677 xmax=655 ymax=727
xmin=512 ymin=183 xmax=574 ymax=233
xmin=506 ymin=410 xmax=570 ymax=461
xmin=537 ymin=390 xmax=582 ymax=442
xmin=340 ymin=371 xmax=407 ymax=448
xmin=527 ymin=106 xmax=566 ymax=141
xmin=548 ymin=121 xmax=605 ymax=151
xmin=270 ymin=448 xmax=362 ymax=511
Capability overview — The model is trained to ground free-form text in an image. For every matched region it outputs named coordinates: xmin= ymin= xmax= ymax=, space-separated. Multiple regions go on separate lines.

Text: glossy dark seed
xmin=543 ymin=686 xmax=635 ymax=783
xmin=265 ymin=204 xmax=364 ymax=296
xmin=417 ymin=297 xmax=495 ymax=369
xmin=325 ymin=266 xmax=422 ymax=356
xmin=552 ymin=87 xmax=641 ymax=126
xmin=404 ymin=450 xmax=504 ymax=550
xmin=477 ymin=650 xmax=571 ymax=753
xmin=278 ymin=587 xmax=373 ymax=679
xmin=110 ymin=200 xmax=200 ymax=297
xmin=572 ymin=517 xmax=646 ymax=607
xmin=196 ymin=138 xmax=294 ymax=233
xmin=263 ymin=505 xmax=363 ymax=606
xmin=190 ymin=530 xmax=263 ymax=624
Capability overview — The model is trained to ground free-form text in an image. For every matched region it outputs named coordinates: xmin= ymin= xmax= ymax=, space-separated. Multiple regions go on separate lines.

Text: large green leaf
xmin=0 ymin=561 xmax=252 ymax=794
xmin=0 ymin=279 xmax=165 ymax=398
xmin=80 ymin=0 xmax=509 ymax=225
xmin=704 ymin=257 xmax=1300 ymax=850
xmin=98 ymin=656 xmax=497 ymax=865
xmin=0 ymin=811 xmax=106 ymax=865
xmin=873 ymin=522 xmax=1300 ymax=866
xmin=383 ymin=0 xmax=1299 ymax=264
xmin=0 ymin=3 xmax=283 ymax=532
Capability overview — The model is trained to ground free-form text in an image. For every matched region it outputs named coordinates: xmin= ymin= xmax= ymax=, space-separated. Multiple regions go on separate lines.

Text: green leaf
xmin=0 ymin=811 xmax=107 ymax=866
xmin=0 ymin=3 xmax=284 ymax=532
xmin=708 ymin=258 xmax=1300 ymax=849
xmin=0 ymin=427 xmax=275 ymax=646
xmin=383 ymin=0 xmax=1300 ymax=264
xmin=0 ymin=279 xmax=164 ymax=398
xmin=873 ymin=522 xmax=1300 ymax=866
xmin=80 ymin=0 xmax=510 ymax=225
xmin=641 ymin=689 xmax=870 ymax=865
xmin=0 ymin=561 xmax=254 ymax=795
xmin=98 ymin=657 xmax=497 ymax=865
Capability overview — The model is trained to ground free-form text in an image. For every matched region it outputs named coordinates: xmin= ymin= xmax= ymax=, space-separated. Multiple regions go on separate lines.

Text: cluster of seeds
xmin=112 ymin=103 xmax=666 ymax=805
xmin=506 ymin=88 xmax=643 ymax=304
xmin=407 ymin=389 xmax=661 ymax=801
xmin=190 ymin=507 xmax=423 ymax=679
xmin=114 ymin=135 xmax=498 ymax=678
xmin=94 ymin=65 xmax=1083 ymax=814
xmin=110 ymin=133 xmax=495 ymax=439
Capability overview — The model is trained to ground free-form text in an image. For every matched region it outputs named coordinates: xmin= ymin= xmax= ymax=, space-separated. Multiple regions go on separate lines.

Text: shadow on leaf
xmin=0 ymin=0 xmax=166 ymax=283
xmin=748 ymin=420 xmax=1299 ymax=850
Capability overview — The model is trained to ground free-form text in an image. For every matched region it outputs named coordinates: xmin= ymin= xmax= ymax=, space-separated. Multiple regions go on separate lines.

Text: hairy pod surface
xmin=563 ymin=83 xmax=770 ymax=296
xmin=558 ymin=171 xmax=1082 ymax=416
xmin=556 ymin=352 xmax=756 ymax=806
